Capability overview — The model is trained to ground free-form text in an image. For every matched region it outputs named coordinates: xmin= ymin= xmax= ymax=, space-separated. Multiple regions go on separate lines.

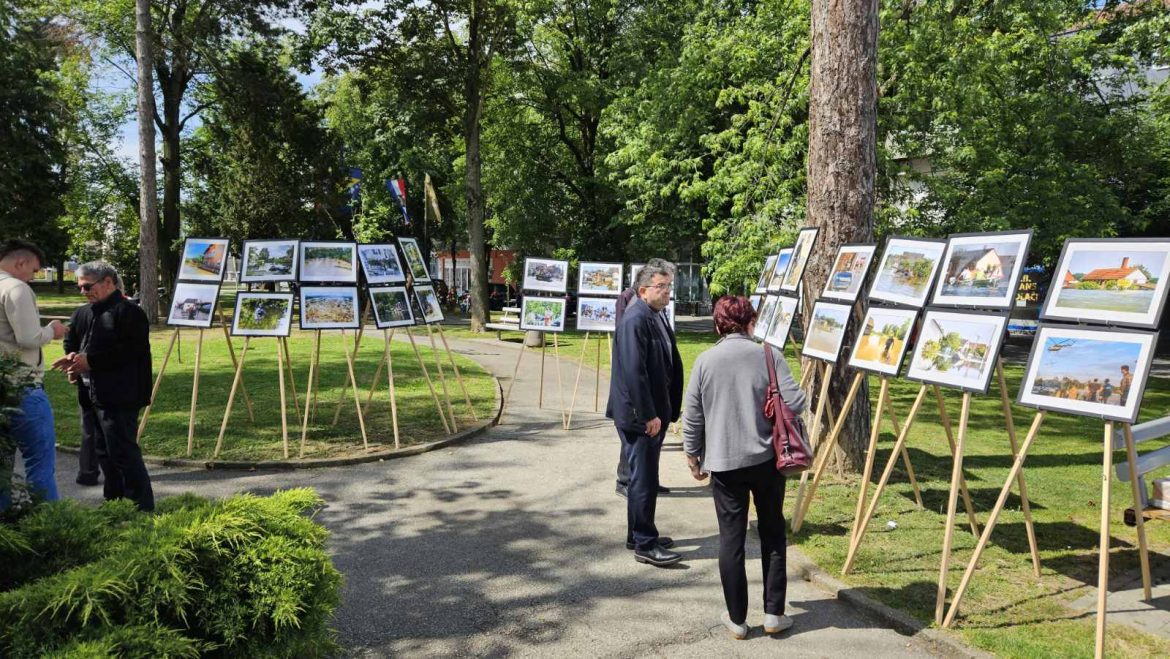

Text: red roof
xmin=1082 ymin=266 xmax=1139 ymax=282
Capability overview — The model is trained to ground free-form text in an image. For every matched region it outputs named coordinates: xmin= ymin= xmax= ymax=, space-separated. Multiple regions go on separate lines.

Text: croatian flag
xmin=386 ymin=177 xmax=410 ymax=225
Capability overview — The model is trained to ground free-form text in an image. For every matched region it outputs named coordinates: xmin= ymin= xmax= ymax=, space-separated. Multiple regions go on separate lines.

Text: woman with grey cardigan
xmin=682 ymin=295 xmax=806 ymax=639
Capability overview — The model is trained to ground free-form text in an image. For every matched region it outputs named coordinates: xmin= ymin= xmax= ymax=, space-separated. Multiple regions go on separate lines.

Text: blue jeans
xmin=2 ymin=387 xmax=60 ymax=508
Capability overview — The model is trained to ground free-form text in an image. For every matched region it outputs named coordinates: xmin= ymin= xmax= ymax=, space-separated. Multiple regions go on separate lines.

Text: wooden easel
xmin=423 ymin=322 xmax=458 ymax=432
xmin=503 ymin=331 xmax=567 ymax=424
xmin=361 ymin=328 xmax=402 ymax=449
xmin=403 ymin=325 xmax=453 ymax=435
xmin=565 ymin=331 xmax=610 ymax=430
xmin=213 ymin=336 xmax=293 ymax=460
xmin=790 ymin=371 xmax=925 ymax=533
xmin=294 ymin=328 xmax=370 ymax=458
xmin=940 ymin=415 xmax=1151 ymax=659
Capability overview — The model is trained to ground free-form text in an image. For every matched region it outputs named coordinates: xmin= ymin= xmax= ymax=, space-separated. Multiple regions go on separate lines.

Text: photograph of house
xmin=1043 ymin=240 xmax=1170 ymax=328
xmin=869 ymin=238 xmax=945 ymax=307
xmin=177 ymin=238 xmax=229 ymax=281
xmin=933 ymin=231 xmax=1031 ymax=308
xmin=821 ymin=244 xmax=875 ymax=302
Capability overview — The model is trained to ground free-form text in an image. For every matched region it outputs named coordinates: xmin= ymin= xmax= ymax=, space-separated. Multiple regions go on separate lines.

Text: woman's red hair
xmin=713 ymin=295 xmax=755 ymax=336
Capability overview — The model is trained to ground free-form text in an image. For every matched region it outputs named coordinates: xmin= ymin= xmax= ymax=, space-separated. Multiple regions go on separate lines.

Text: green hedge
xmin=0 ymin=489 xmax=342 ymax=657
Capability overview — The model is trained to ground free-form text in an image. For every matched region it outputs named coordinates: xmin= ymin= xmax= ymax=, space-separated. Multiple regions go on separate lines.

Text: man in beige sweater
xmin=0 ymin=240 xmax=67 ymax=508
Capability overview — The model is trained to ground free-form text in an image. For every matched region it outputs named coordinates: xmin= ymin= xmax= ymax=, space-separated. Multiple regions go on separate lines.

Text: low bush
xmin=0 ymin=488 xmax=342 ymax=657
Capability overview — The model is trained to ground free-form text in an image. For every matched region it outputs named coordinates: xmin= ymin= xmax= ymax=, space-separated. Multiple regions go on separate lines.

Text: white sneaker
xmin=763 ymin=613 xmax=793 ymax=634
xmin=722 ymin=611 xmax=748 ymax=640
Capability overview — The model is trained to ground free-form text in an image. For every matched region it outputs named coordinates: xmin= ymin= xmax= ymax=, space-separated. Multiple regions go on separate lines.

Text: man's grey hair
xmin=636 ymin=258 xmax=676 ymax=289
xmin=76 ymin=261 xmax=119 ymax=285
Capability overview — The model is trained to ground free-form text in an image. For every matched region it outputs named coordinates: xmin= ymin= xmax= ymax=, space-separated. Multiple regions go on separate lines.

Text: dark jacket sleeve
xmin=669 ymin=331 xmax=684 ymax=423
xmin=63 ymin=307 xmax=84 ymax=354
xmin=614 ymin=287 xmax=636 ymax=326
xmin=616 ymin=313 xmax=656 ymax=427
xmin=86 ymin=303 xmax=150 ymax=372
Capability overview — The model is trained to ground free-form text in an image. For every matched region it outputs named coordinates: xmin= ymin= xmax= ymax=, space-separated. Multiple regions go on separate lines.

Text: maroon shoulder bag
xmin=763 ymin=344 xmax=812 ymax=476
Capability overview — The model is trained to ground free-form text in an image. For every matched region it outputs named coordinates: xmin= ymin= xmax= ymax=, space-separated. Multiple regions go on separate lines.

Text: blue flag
xmin=347 ymin=167 xmax=363 ymax=200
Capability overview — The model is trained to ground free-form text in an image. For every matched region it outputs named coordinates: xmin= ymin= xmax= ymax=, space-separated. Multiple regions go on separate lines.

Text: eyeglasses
xmin=78 ymin=282 xmax=97 ymax=292
xmin=646 ymin=283 xmax=671 ymax=290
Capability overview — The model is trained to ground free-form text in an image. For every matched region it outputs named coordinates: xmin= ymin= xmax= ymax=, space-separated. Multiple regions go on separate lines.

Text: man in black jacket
xmin=607 ymin=261 xmax=684 ymax=566
xmin=52 ymin=262 xmax=154 ymax=511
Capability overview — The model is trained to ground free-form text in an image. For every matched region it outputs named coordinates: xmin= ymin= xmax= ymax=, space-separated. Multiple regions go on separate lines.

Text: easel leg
xmin=594 ymin=333 xmax=602 ymax=413
xmin=282 ymin=337 xmax=300 ymax=419
xmin=438 ymin=326 xmax=477 ymax=420
xmin=943 ymin=411 xmax=1046 ymax=628
xmin=219 ymin=308 xmax=255 ymax=423
xmin=333 ymin=307 xmax=371 ymax=423
xmin=407 ymin=327 xmax=451 ymax=434
xmin=185 ymin=328 xmax=204 ymax=457
xmin=935 ymin=391 xmax=972 ymax=624
xmin=566 ymin=331 xmax=591 ymax=430
xmin=213 ymin=337 xmax=251 ymax=459
xmin=343 ymin=327 xmax=370 ymax=449
xmin=504 ymin=342 xmax=526 ymax=410
xmin=539 ymin=337 xmax=547 ymax=408
xmin=933 ymin=385 xmax=980 ymax=537
xmin=793 ymin=371 xmax=863 ymax=532
xmin=849 ymin=377 xmax=889 ymax=550
xmin=996 ymin=360 xmax=1040 ymax=575
xmin=1096 ymin=421 xmax=1114 ymax=659
xmin=385 ymin=330 xmax=401 ymax=449
xmin=1123 ymin=423 xmax=1153 ymax=601
xmin=552 ymin=332 xmax=567 ymax=429
xmin=792 ymin=362 xmax=832 ymax=527
xmin=277 ymin=336 xmax=290 ymax=459
xmin=363 ymin=330 xmax=390 ymax=417
xmin=883 ymin=393 xmax=925 ymax=508
xmin=425 ymin=323 xmax=457 ymax=432
xmin=843 ymin=383 xmax=929 ymax=575
xmin=138 ymin=327 xmax=179 ymax=440
xmin=299 ymin=331 xmax=322 ymax=459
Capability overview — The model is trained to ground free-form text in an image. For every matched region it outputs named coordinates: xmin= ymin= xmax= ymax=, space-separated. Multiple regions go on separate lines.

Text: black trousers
xmin=711 ymin=458 xmax=787 ymax=624
xmin=92 ymin=405 xmax=154 ymax=512
xmin=618 ymin=427 xmax=664 ymax=550
xmin=616 ymin=436 xmax=631 ymax=487
xmin=77 ymin=398 xmax=102 ymax=482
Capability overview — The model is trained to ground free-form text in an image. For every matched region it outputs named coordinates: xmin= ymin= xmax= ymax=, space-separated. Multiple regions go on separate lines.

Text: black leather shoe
xmin=634 ymin=545 xmax=682 ymax=566
xmin=76 ymin=475 xmax=100 ymax=486
xmin=658 ymin=485 xmax=671 ymax=494
xmin=627 ymin=536 xmax=674 ymax=551
xmin=615 ymin=484 xmax=628 ymax=498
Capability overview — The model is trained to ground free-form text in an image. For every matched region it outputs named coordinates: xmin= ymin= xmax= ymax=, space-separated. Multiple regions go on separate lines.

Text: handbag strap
xmin=763 ymin=343 xmax=780 ymax=420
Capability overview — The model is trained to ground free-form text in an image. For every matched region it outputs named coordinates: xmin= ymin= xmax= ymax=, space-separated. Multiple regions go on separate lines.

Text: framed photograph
xmin=847 ymin=305 xmax=919 ymax=376
xmin=231 ymin=292 xmax=294 ymax=337
xmin=821 ymin=243 xmax=876 ymax=302
xmin=755 ymin=254 xmax=778 ymax=294
xmin=413 ymin=284 xmax=445 ymax=323
xmin=579 ymin=262 xmax=624 ymax=296
xmin=749 ymin=294 xmax=762 ymax=311
xmin=664 ymin=300 xmax=676 ymax=331
xmin=801 ymin=300 xmax=853 ymax=363
xmin=357 ymin=244 xmax=407 ymax=285
xmin=630 ymin=263 xmax=644 ymax=287
xmin=299 ymin=286 xmax=361 ymax=330
xmin=764 ymin=295 xmax=799 ymax=349
xmin=369 ymin=286 xmax=416 ymax=328
xmin=931 ymin=230 xmax=1032 ymax=309
xmin=520 ymin=297 xmax=568 ymax=332
xmin=523 ymin=257 xmax=569 ymax=293
xmin=397 ymin=237 xmax=431 ymax=281
xmin=240 ymin=239 xmax=299 ymax=283
xmin=905 ymin=309 xmax=1009 ymax=393
xmin=1040 ymin=238 xmax=1170 ymax=329
xmin=1018 ymin=323 xmax=1157 ymax=423
xmin=753 ymin=295 xmax=780 ymax=341
xmin=767 ymin=248 xmax=794 ymax=293
xmin=868 ymin=236 xmax=947 ymax=308
xmin=299 ymin=241 xmax=358 ymax=283
xmin=166 ymin=282 xmax=220 ymax=328
xmin=176 ymin=237 xmax=229 ymax=282
xmin=780 ymin=228 xmax=820 ymax=293
xmin=577 ymin=296 xmax=618 ymax=332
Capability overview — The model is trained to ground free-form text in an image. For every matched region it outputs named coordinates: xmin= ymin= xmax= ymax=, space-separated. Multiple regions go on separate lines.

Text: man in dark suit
xmin=52 ymin=262 xmax=155 ymax=511
xmin=608 ymin=261 xmax=684 ymax=566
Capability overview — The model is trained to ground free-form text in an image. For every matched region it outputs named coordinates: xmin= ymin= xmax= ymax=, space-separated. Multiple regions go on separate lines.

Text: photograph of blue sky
xmin=1035 ymin=337 xmax=1141 ymax=380
xmin=1064 ymin=249 xmax=1166 ymax=274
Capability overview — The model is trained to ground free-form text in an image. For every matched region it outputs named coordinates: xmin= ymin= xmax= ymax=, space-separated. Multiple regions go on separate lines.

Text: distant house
xmin=1081 ymin=257 xmax=1149 ymax=286
xmin=953 ymin=248 xmax=1003 ymax=282
xmin=1064 ymin=271 xmax=1078 ymax=287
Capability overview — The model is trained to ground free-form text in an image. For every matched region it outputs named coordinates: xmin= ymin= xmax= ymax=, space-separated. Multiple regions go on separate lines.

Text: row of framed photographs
xmin=516 ymin=296 xmax=676 ymax=333
xmin=522 ymin=258 xmax=676 ymax=298
xmin=176 ymin=237 xmax=432 ymax=285
xmin=752 ymin=292 xmax=1157 ymax=424
xmin=755 ymin=231 xmax=1170 ymax=329
xmin=166 ymin=283 xmax=445 ymax=334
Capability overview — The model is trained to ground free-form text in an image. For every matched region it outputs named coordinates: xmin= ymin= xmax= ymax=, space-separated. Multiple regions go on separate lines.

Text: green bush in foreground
xmin=0 ymin=489 xmax=342 ymax=657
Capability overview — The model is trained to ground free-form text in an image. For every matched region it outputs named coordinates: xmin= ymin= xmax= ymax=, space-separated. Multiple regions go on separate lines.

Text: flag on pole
xmin=386 ymin=176 xmax=410 ymax=225
xmin=424 ymin=173 xmax=442 ymax=227
xmin=347 ymin=167 xmax=363 ymax=200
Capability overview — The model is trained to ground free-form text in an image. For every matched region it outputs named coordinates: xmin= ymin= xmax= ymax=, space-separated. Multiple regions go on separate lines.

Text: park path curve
xmin=57 ymin=333 xmax=960 ymax=658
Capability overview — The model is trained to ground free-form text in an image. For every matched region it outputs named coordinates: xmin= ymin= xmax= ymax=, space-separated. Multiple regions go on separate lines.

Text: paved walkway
xmin=55 ymin=335 xmax=958 ymax=657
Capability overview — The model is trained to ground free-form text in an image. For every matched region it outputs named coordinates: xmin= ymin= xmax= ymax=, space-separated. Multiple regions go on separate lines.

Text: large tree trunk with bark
xmin=464 ymin=6 xmax=489 ymax=332
xmin=803 ymin=0 xmax=879 ymax=471
xmin=135 ymin=0 xmax=159 ymax=322
xmin=159 ymin=75 xmax=184 ymax=293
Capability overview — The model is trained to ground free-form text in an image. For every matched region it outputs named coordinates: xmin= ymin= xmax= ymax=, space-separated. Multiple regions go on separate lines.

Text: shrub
xmin=0 ymin=489 xmax=341 ymax=657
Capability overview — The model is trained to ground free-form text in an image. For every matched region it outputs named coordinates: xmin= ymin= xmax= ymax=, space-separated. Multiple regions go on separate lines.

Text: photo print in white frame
xmin=231 ymin=292 xmax=294 ymax=337
xmin=369 ymin=286 xmax=416 ymax=329
xmin=413 ymin=284 xmax=445 ymax=323
xmin=240 ymin=239 xmax=299 ymax=283
xmin=764 ymin=295 xmax=799 ymax=349
xmin=299 ymin=286 xmax=361 ymax=330
xmin=801 ymin=300 xmax=853 ymax=363
xmin=520 ymin=297 xmax=567 ymax=332
xmin=1017 ymin=323 xmax=1157 ymax=423
xmin=780 ymin=228 xmax=820 ymax=293
xmin=397 ymin=237 xmax=431 ymax=281
xmin=868 ymin=236 xmax=947 ymax=308
xmin=167 ymin=282 xmax=220 ymax=328
xmin=358 ymin=244 xmax=407 ymax=285
xmin=847 ymin=305 xmax=919 ymax=376
xmin=579 ymin=262 xmax=623 ymax=296
xmin=1040 ymin=238 xmax=1170 ymax=330
xmin=931 ymin=230 xmax=1032 ymax=309
xmin=753 ymin=295 xmax=780 ymax=341
xmin=821 ymin=243 xmax=876 ymax=303
xmin=299 ymin=241 xmax=358 ymax=283
xmin=905 ymin=308 xmax=1009 ymax=394
xmin=176 ymin=237 xmax=229 ymax=282
xmin=756 ymin=254 xmax=778 ymax=294
xmin=523 ymin=257 xmax=569 ymax=294
xmin=767 ymin=248 xmax=794 ymax=293
xmin=577 ymin=296 xmax=618 ymax=332
xmin=663 ymin=300 xmax=676 ymax=331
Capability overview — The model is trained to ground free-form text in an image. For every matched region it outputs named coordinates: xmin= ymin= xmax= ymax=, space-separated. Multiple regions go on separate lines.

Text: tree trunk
xmin=464 ymin=3 xmax=489 ymax=332
xmin=135 ymin=0 xmax=159 ymax=323
xmin=804 ymin=0 xmax=879 ymax=472
xmin=159 ymin=77 xmax=183 ymax=293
